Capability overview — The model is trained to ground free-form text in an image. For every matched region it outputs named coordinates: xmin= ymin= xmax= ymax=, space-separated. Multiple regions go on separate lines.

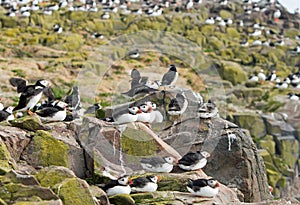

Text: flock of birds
xmin=102 ymin=151 xmax=219 ymax=197
xmin=248 ymin=68 xmax=300 ymax=100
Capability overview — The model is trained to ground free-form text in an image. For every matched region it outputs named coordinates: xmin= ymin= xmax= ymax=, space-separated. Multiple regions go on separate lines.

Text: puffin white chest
xmin=25 ymin=91 xmax=43 ymax=110
xmin=106 ymin=185 xmax=131 ymax=196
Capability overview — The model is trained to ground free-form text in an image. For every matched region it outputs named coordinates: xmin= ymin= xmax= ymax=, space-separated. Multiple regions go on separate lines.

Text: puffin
xmin=147 ymin=102 xmax=164 ymax=123
xmin=122 ymin=80 xmax=158 ymax=98
xmin=0 ymin=106 xmax=15 ymax=122
xmin=187 ymin=178 xmax=220 ymax=197
xmin=84 ymin=103 xmax=102 ymax=114
xmin=287 ymin=93 xmax=300 ymax=101
xmin=131 ymin=175 xmax=160 ymax=193
xmin=64 ymin=86 xmax=81 ymax=111
xmin=130 ymin=69 xmax=148 ymax=89
xmin=140 ymin=156 xmax=177 ymax=173
xmin=10 ymin=78 xmax=51 ymax=113
xmin=258 ymin=69 xmax=266 ymax=81
xmin=36 ymin=100 xmax=67 ymax=122
xmin=128 ymin=49 xmax=140 ymax=59
xmin=112 ymin=106 xmax=141 ymax=125
xmin=197 ymin=100 xmax=219 ymax=119
xmin=167 ymin=93 xmax=188 ymax=116
xmin=178 ymin=151 xmax=210 ymax=171
xmin=137 ymin=103 xmax=152 ymax=123
xmin=160 ymin=65 xmax=178 ymax=87
xmin=248 ymin=72 xmax=259 ymax=82
xmin=103 ymin=175 xmax=132 ymax=196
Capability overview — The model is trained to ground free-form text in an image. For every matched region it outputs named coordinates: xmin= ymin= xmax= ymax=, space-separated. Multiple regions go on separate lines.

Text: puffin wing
xmin=179 ymin=152 xmax=202 ymax=166
xmin=140 ymin=157 xmax=165 ymax=166
xmin=0 ymin=111 xmax=9 ymax=121
xmin=161 ymin=71 xmax=176 ymax=85
xmin=9 ymin=78 xmax=27 ymax=93
xmin=43 ymin=87 xmax=55 ymax=102
xmin=103 ymin=180 xmax=118 ymax=191
xmin=132 ymin=177 xmax=148 ymax=187
xmin=13 ymin=86 xmax=37 ymax=110
xmin=36 ymin=107 xmax=59 ymax=117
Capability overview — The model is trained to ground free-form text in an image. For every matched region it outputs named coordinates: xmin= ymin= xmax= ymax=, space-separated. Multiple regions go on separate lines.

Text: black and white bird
xmin=103 ymin=175 xmax=132 ymax=196
xmin=36 ymin=100 xmax=67 ymax=122
xmin=130 ymin=69 xmax=148 ymax=89
xmin=167 ymin=93 xmax=188 ymax=115
xmin=84 ymin=103 xmax=102 ymax=114
xmin=112 ymin=106 xmax=141 ymax=124
xmin=258 ymin=69 xmax=266 ymax=81
xmin=0 ymin=106 xmax=15 ymax=122
xmin=197 ymin=100 xmax=218 ymax=119
xmin=160 ymin=65 xmax=178 ymax=87
xmin=178 ymin=151 xmax=210 ymax=171
xmin=131 ymin=175 xmax=160 ymax=193
xmin=64 ymin=86 xmax=81 ymax=111
xmin=266 ymin=70 xmax=277 ymax=81
xmin=92 ymin=32 xmax=104 ymax=39
xmin=10 ymin=78 xmax=51 ymax=113
xmin=187 ymin=178 xmax=220 ymax=197
xmin=128 ymin=49 xmax=140 ymax=59
xmin=140 ymin=156 xmax=177 ymax=173
xmin=148 ymin=102 xmax=164 ymax=123
xmin=288 ymin=93 xmax=300 ymax=101
xmin=53 ymin=24 xmax=63 ymax=34
xmin=137 ymin=103 xmax=152 ymax=123
xmin=122 ymin=80 xmax=158 ymax=98
xmin=248 ymin=72 xmax=259 ymax=82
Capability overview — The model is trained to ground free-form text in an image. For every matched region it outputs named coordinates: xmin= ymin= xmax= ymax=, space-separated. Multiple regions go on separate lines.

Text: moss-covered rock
xmin=208 ymin=36 xmax=224 ymax=51
xmin=0 ymin=139 xmax=12 ymax=175
xmin=62 ymin=34 xmax=84 ymax=51
xmin=109 ymin=194 xmax=135 ymax=205
xmin=53 ymin=178 xmax=95 ymax=205
xmin=36 ymin=166 xmax=76 ymax=188
xmin=280 ymin=139 xmax=299 ymax=169
xmin=25 ymin=130 xmax=68 ymax=167
xmin=219 ymin=10 xmax=233 ymax=19
xmin=0 ymin=198 xmax=7 ymax=205
xmin=10 ymin=116 xmax=48 ymax=131
xmin=259 ymin=135 xmax=275 ymax=154
xmin=226 ymin=27 xmax=240 ymax=39
xmin=233 ymin=113 xmax=266 ymax=138
xmin=219 ymin=62 xmax=247 ymax=85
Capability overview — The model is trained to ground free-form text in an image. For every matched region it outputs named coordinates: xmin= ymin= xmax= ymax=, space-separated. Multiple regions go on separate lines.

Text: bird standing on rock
xmin=112 ymin=106 xmax=141 ymax=124
xmin=103 ymin=175 xmax=133 ymax=196
xmin=131 ymin=175 xmax=160 ymax=193
xmin=36 ymin=100 xmax=67 ymax=122
xmin=140 ymin=156 xmax=177 ymax=173
xmin=160 ymin=65 xmax=178 ymax=88
xmin=0 ymin=106 xmax=15 ymax=122
xmin=187 ymin=178 xmax=220 ymax=197
xmin=178 ymin=151 xmax=210 ymax=171
xmin=10 ymin=78 xmax=52 ymax=114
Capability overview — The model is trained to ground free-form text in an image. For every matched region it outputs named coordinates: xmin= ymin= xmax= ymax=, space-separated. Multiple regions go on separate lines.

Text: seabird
xmin=160 ymin=65 xmax=178 ymax=87
xmin=136 ymin=103 xmax=152 ymax=123
xmin=197 ymin=100 xmax=219 ymax=119
xmin=112 ymin=106 xmax=141 ymax=124
xmin=167 ymin=93 xmax=188 ymax=115
xmin=140 ymin=156 xmax=177 ymax=173
xmin=128 ymin=49 xmax=140 ymax=59
xmin=187 ymin=178 xmax=220 ymax=197
xmin=103 ymin=176 xmax=132 ymax=196
xmin=131 ymin=175 xmax=160 ymax=193
xmin=10 ymin=78 xmax=51 ymax=113
xmin=178 ymin=151 xmax=210 ymax=171
xmin=36 ymin=100 xmax=68 ymax=122
xmin=0 ymin=106 xmax=15 ymax=122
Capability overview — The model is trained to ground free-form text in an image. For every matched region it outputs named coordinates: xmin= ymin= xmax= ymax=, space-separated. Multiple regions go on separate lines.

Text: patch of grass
xmin=52 ymin=87 xmax=67 ymax=100
xmin=11 ymin=69 xmax=26 ymax=78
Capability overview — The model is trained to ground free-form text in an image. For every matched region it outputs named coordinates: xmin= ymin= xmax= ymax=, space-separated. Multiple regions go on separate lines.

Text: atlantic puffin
xmin=187 ymin=178 xmax=220 ymax=197
xmin=147 ymin=102 xmax=164 ymax=123
xmin=103 ymin=175 xmax=132 ymax=196
xmin=131 ymin=175 xmax=160 ymax=193
xmin=140 ymin=156 xmax=177 ymax=173
xmin=160 ymin=65 xmax=178 ymax=87
xmin=167 ymin=93 xmax=188 ymax=115
xmin=178 ymin=151 xmax=210 ymax=171
xmin=36 ymin=100 xmax=67 ymax=122
xmin=112 ymin=106 xmax=141 ymax=125
xmin=137 ymin=103 xmax=152 ymax=123
xmin=0 ymin=106 xmax=15 ymax=122
xmin=10 ymin=78 xmax=51 ymax=113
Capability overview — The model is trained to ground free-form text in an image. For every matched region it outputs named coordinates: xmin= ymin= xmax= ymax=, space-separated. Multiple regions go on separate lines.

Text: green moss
xmin=54 ymin=178 xmax=95 ymax=205
xmin=62 ymin=34 xmax=83 ymax=51
xmin=10 ymin=116 xmax=45 ymax=131
xmin=219 ymin=63 xmax=247 ymax=85
xmin=233 ymin=113 xmax=266 ymax=138
xmin=281 ymin=139 xmax=299 ymax=169
xmin=1 ymin=17 xmax=17 ymax=28
xmin=11 ymin=69 xmax=26 ymax=78
xmin=266 ymin=166 xmax=281 ymax=188
xmin=31 ymin=130 xmax=68 ymax=167
xmin=200 ymin=25 xmax=215 ymax=36
xmin=259 ymin=135 xmax=275 ymax=154
xmin=36 ymin=166 xmax=75 ymax=188
xmin=285 ymin=29 xmax=299 ymax=39
xmin=0 ymin=140 xmax=11 ymax=175
xmin=157 ymin=175 xmax=188 ymax=192
xmin=226 ymin=27 xmax=240 ymax=39
xmin=3 ymin=28 xmax=20 ymax=37
xmin=121 ymin=129 xmax=158 ymax=157
xmin=261 ymin=100 xmax=284 ymax=112
xmin=219 ymin=10 xmax=233 ymax=19
xmin=109 ymin=194 xmax=135 ymax=205
xmin=208 ymin=36 xmax=224 ymax=51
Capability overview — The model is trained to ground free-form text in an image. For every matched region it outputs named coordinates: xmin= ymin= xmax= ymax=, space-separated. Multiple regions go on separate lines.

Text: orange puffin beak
xmin=157 ymin=176 xmax=161 ymax=182
xmin=215 ymin=182 xmax=220 ymax=187
xmin=128 ymin=179 xmax=133 ymax=185
xmin=137 ymin=109 xmax=142 ymax=114
xmin=175 ymin=159 xmax=179 ymax=164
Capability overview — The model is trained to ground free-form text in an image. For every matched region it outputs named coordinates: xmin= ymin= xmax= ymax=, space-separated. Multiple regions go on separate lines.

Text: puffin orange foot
xmin=27 ymin=110 xmax=34 ymax=116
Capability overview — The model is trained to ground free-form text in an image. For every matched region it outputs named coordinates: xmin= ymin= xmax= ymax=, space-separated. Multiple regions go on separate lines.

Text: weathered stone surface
xmin=35 ymin=166 xmax=76 ymax=188
xmin=0 ymin=125 xmax=30 ymax=161
xmin=10 ymin=116 xmax=49 ymax=131
xmin=53 ymin=178 xmax=95 ymax=205
xmin=22 ymin=130 xmax=69 ymax=168
xmin=89 ymin=185 xmax=109 ymax=205
xmin=5 ymin=170 xmax=39 ymax=186
xmin=232 ymin=113 xmax=266 ymax=138
xmin=109 ymin=194 xmax=135 ymax=205
xmin=262 ymin=114 xmax=295 ymax=137
xmin=0 ymin=139 xmax=13 ymax=175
